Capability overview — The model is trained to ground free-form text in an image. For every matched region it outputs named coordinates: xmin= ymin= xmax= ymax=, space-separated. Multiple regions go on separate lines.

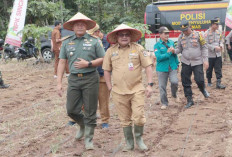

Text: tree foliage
xmin=0 ymin=0 xmax=153 ymax=45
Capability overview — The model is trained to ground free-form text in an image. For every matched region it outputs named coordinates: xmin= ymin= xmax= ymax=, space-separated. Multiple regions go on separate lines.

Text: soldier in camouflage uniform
xmin=204 ymin=18 xmax=226 ymax=89
xmin=173 ymin=21 xmax=210 ymax=108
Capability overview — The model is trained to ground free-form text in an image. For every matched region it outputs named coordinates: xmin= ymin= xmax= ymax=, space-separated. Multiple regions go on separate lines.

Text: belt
xmin=74 ymin=71 xmax=95 ymax=77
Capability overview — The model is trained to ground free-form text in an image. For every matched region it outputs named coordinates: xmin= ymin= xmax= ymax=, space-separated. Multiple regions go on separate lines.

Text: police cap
xmin=211 ymin=17 xmax=220 ymax=25
xmin=180 ymin=21 xmax=190 ymax=31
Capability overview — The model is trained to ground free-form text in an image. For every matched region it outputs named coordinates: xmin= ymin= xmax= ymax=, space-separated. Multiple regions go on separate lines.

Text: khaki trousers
xmin=54 ymin=50 xmax=69 ymax=75
xmin=98 ymin=77 xmax=110 ymax=123
xmin=112 ymin=90 xmax=146 ymax=127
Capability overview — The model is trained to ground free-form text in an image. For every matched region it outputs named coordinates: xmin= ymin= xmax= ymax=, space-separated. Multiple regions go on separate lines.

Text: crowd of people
xmin=1 ymin=11 xmax=230 ymax=152
xmin=52 ymin=11 xmax=230 ymax=152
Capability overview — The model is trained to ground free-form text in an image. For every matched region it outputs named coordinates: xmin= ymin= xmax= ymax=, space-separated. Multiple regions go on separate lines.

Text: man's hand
xmin=145 ymin=85 xmax=153 ymax=98
xmin=215 ymin=46 xmax=221 ymax=52
xmin=74 ymin=58 xmax=88 ymax=69
xmin=57 ymin=83 xmax=63 ymax=97
xmin=228 ymin=45 xmax=231 ymax=50
xmin=203 ymin=61 xmax=209 ymax=70
xmin=167 ymin=47 xmax=175 ymax=53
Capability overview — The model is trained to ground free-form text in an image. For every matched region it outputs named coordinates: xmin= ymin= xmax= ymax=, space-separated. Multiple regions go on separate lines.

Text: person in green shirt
xmin=56 ymin=12 xmax=105 ymax=150
xmin=154 ymin=27 xmax=179 ymax=110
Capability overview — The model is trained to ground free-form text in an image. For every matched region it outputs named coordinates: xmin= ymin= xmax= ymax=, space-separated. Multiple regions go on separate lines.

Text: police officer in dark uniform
xmin=205 ymin=18 xmax=226 ymax=89
xmin=0 ymin=71 xmax=9 ymax=89
xmin=57 ymin=12 xmax=105 ymax=150
xmin=173 ymin=21 xmax=210 ymax=108
xmin=0 ymin=39 xmax=10 ymax=89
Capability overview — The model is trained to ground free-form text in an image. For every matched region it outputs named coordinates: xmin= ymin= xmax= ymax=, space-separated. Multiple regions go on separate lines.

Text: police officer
xmin=103 ymin=24 xmax=153 ymax=151
xmin=88 ymin=24 xmax=111 ymax=128
xmin=0 ymin=71 xmax=9 ymax=89
xmin=154 ymin=26 xmax=179 ymax=110
xmin=225 ymin=30 xmax=232 ymax=62
xmin=57 ymin=12 xmax=105 ymax=150
xmin=173 ymin=21 xmax=210 ymax=108
xmin=204 ymin=18 xmax=226 ymax=89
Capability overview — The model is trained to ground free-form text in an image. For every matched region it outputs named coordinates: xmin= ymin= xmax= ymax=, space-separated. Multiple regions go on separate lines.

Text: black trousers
xmin=181 ymin=63 xmax=205 ymax=98
xmin=206 ymin=56 xmax=222 ymax=81
xmin=226 ymin=44 xmax=232 ymax=61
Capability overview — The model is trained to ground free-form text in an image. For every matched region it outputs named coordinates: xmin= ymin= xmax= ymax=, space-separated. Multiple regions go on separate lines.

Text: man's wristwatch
xmin=88 ymin=61 xmax=92 ymax=67
xmin=148 ymin=83 xmax=154 ymax=87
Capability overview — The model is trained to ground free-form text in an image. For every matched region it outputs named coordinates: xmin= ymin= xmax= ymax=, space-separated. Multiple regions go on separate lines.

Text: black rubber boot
xmin=208 ymin=79 xmax=212 ymax=87
xmin=185 ymin=97 xmax=194 ymax=108
xmin=200 ymin=88 xmax=210 ymax=98
xmin=0 ymin=79 xmax=9 ymax=89
xmin=216 ymin=79 xmax=226 ymax=89
xmin=122 ymin=126 xmax=134 ymax=151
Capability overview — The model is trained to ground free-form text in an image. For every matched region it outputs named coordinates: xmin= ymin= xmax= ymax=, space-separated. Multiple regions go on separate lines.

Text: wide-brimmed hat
xmin=87 ymin=24 xmax=100 ymax=35
xmin=107 ymin=24 xmax=142 ymax=44
xmin=159 ymin=26 xmax=170 ymax=34
xmin=63 ymin=12 xmax=96 ymax=31
xmin=180 ymin=20 xmax=190 ymax=31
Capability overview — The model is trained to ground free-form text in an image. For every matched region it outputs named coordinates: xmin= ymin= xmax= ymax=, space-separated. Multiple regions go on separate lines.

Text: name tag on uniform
xmin=128 ymin=63 xmax=134 ymax=71
xmin=129 ymin=53 xmax=138 ymax=56
xmin=112 ymin=52 xmax=118 ymax=57
xmin=68 ymin=42 xmax=75 ymax=45
xmin=83 ymin=43 xmax=92 ymax=47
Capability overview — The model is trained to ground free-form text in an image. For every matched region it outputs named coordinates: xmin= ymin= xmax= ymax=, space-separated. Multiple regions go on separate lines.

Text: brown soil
xmin=0 ymin=59 xmax=232 ymax=157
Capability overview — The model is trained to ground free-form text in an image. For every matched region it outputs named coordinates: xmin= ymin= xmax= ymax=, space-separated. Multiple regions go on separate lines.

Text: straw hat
xmin=107 ymin=24 xmax=142 ymax=44
xmin=87 ymin=24 xmax=100 ymax=35
xmin=63 ymin=12 xmax=96 ymax=31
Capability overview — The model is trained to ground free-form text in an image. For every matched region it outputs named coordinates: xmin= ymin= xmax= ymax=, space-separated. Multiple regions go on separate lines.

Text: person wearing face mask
xmin=171 ymin=21 xmax=210 ymax=108
xmin=56 ymin=12 xmax=105 ymax=150
xmin=154 ymin=26 xmax=179 ymax=110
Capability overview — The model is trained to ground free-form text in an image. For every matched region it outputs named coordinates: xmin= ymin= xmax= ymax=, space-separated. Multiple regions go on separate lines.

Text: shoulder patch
xmin=199 ymin=32 xmax=206 ymax=46
xmin=98 ymin=39 xmax=103 ymax=47
xmin=61 ymin=35 xmax=72 ymax=41
xmin=90 ymin=34 xmax=98 ymax=38
xmin=142 ymin=50 xmax=149 ymax=57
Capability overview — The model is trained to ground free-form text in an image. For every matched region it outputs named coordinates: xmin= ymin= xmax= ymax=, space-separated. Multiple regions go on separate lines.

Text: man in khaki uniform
xmin=173 ymin=21 xmax=210 ymax=108
xmin=57 ymin=12 xmax=105 ymax=150
xmin=88 ymin=24 xmax=110 ymax=128
xmin=103 ymin=24 xmax=153 ymax=151
xmin=204 ymin=18 xmax=226 ymax=89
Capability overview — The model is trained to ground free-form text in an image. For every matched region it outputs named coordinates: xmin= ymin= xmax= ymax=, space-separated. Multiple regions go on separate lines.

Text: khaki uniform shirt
xmin=51 ymin=27 xmax=62 ymax=51
xmin=59 ymin=33 xmax=105 ymax=74
xmin=175 ymin=30 xmax=208 ymax=66
xmin=204 ymin=29 xmax=223 ymax=58
xmin=102 ymin=42 xmax=152 ymax=95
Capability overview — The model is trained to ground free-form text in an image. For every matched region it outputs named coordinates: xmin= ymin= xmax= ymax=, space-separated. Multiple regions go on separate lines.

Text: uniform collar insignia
xmin=68 ymin=42 xmax=75 ymax=45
